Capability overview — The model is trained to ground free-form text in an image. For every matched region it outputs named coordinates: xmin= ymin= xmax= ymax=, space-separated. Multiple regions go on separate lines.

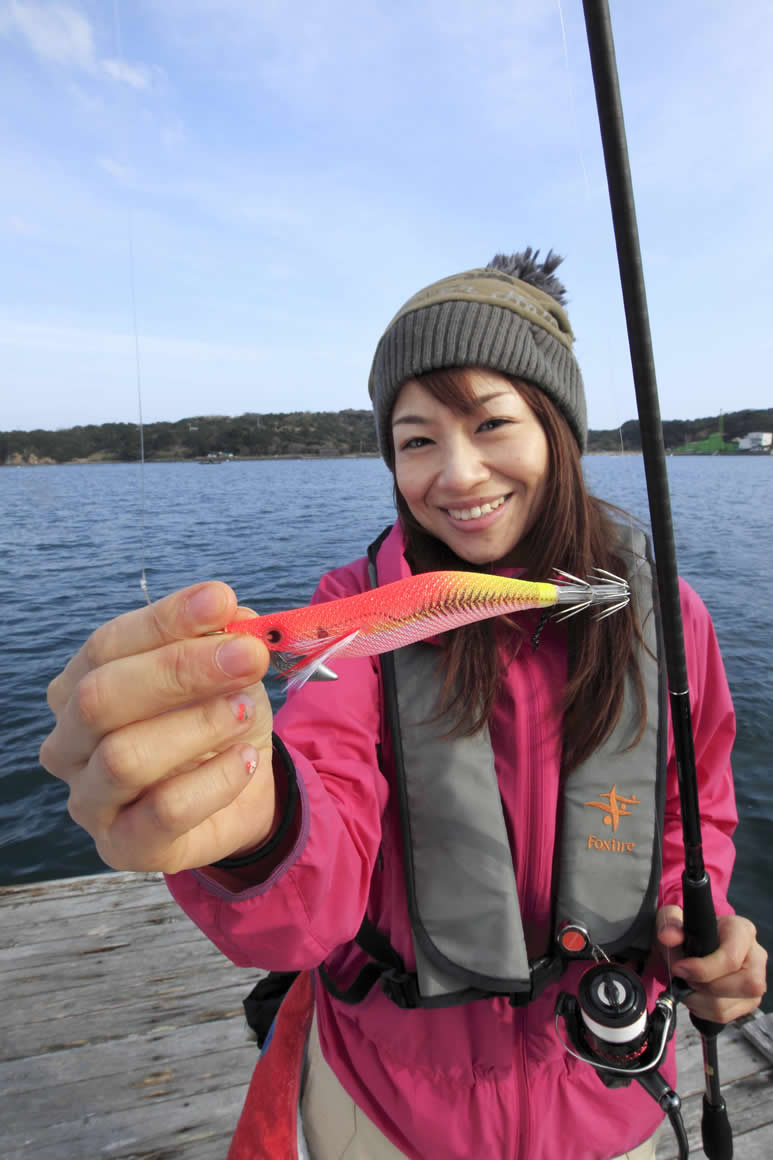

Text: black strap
xmin=317 ymin=917 xmax=567 ymax=1010
xmin=243 ymin=970 xmax=300 ymax=1049
xmin=317 ymin=917 xmax=417 ymax=1006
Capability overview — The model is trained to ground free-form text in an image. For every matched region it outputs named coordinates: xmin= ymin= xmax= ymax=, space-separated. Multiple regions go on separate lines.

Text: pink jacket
xmin=167 ymin=523 xmax=738 ymax=1160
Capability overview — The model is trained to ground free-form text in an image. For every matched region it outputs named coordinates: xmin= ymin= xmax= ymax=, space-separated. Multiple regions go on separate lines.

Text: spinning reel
xmin=554 ymin=923 xmax=690 ymax=1159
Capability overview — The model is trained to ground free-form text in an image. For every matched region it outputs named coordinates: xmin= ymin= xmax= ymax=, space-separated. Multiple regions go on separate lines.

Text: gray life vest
xmin=318 ymin=525 xmax=666 ymax=1011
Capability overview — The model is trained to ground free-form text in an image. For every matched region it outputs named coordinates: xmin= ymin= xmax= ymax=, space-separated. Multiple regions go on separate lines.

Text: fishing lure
xmin=222 ymin=569 xmax=629 ymax=689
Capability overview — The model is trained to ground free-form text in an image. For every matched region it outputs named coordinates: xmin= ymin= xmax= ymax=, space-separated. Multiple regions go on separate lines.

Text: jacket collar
xmin=375 ymin=520 xmax=523 ymax=586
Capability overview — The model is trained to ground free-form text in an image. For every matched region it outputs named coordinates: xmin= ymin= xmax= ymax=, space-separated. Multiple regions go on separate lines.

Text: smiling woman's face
xmin=391 ymin=370 xmax=550 ymax=566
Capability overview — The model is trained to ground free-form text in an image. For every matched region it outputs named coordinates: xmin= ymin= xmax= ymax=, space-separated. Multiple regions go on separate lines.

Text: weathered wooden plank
xmin=4 ymin=872 xmax=770 ymax=1160
xmin=0 ymin=980 xmax=252 ymax=1062
xmin=657 ymin=1123 xmax=773 ymax=1160
xmin=0 ymin=873 xmax=180 ymax=915
xmin=655 ymin=1065 xmax=773 ymax=1159
xmin=0 ymin=874 xmax=261 ymax=1158
xmin=0 ymin=931 xmax=254 ymax=1004
xmin=0 ymin=872 xmax=170 ymax=936
xmin=2 ymin=1084 xmax=250 ymax=1160
xmin=674 ymin=1034 xmax=767 ymax=1095
xmin=0 ymin=870 xmax=162 ymax=906
xmin=0 ymin=871 xmax=154 ymax=902
xmin=0 ymin=1018 xmax=256 ymax=1098
xmin=0 ymin=874 xmax=263 ymax=1068
xmin=742 ymin=1010 xmax=773 ymax=1065
xmin=0 ymin=905 xmax=202 ymax=960
xmin=0 ymin=952 xmax=253 ymax=1027
xmin=0 ymin=1032 xmax=255 ymax=1132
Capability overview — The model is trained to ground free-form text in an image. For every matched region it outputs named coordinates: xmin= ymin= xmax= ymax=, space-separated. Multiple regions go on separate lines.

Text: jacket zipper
xmin=517 ymin=656 xmax=551 ymax=1158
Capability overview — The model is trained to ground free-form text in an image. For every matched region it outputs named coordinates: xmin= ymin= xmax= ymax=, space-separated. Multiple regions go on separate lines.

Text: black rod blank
xmin=582 ymin=0 xmax=709 ymax=887
xmin=581 ymin=5 xmax=732 ymax=1156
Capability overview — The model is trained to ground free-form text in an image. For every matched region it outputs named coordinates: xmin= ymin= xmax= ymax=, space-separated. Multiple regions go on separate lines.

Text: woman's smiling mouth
xmin=444 ymin=494 xmax=510 ymax=525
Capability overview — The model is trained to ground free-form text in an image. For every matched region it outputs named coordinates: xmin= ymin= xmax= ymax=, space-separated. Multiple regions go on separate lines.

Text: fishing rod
xmin=561 ymin=3 xmax=733 ymax=1157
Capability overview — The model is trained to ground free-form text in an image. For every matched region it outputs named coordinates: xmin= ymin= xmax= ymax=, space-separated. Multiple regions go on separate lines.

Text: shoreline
xmin=4 ymin=449 xmax=772 ymax=467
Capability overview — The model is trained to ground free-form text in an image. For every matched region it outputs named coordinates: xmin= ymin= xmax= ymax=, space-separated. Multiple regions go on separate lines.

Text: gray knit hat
xmin=368 ymin=249 xmax=587 ymax=465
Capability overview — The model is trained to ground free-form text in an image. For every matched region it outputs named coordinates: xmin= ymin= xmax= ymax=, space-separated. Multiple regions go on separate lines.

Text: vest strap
xmin=318 ymin=918 xmax=566 ymax=1010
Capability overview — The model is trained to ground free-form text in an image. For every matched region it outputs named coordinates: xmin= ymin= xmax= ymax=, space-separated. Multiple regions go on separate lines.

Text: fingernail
xmin=657 ymin=918 xmax=683 ymax=936
xmin=216 ymin=638 xmax=259 ymax=678
xmin=228 ymin=693 xmax=255 ymax=722
xmin=240 ymin=746 xmax=259 ymax=776
xmin=187 ymin=585 xmax=226 ymax=626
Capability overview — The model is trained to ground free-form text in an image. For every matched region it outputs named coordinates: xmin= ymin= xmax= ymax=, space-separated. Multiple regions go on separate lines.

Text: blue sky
xmin=2 ymin=0 xmax=772 ymax=433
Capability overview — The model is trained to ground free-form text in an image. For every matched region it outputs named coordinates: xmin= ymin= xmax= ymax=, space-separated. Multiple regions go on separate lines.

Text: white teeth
xmin=448 ymin=496 xmax=505 ymax=521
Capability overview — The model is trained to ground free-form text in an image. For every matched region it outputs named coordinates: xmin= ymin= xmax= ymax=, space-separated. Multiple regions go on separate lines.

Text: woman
xmin=41 ymin=251 xmax=766 ymax=1160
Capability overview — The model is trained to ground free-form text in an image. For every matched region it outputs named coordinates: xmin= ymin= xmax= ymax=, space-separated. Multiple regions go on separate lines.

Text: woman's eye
xmin=478 ymin=418 xmax=511 ymax=432
xmin=400 ymin=436 xmax=432 ymax=450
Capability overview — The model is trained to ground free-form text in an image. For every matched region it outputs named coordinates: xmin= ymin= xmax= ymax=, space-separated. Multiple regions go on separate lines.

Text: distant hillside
xmin=588 ymin=407 xmax=773 ymax=453
xmin=0 ymin=410 xmax=380 ymax=465
xmin=2 ymin=405 xmax=772 ymax=464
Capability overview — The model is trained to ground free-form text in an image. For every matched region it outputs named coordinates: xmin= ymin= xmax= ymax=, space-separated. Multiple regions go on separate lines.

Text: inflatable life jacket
xmin=318 ymin=525 xmax=667 ymax=1010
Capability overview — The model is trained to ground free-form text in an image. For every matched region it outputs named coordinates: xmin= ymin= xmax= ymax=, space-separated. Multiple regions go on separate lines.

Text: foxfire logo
xmin=584 ymin=784 xmax=640 ymax=854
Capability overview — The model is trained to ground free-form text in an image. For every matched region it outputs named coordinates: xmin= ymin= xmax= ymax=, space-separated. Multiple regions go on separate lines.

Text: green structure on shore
xmin=672 ymin=414 xmax=737 ymax=455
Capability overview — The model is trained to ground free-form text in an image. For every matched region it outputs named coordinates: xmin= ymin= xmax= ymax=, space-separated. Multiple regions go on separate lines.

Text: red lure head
xmin=223 ymin=606 xmax=319 ymax=656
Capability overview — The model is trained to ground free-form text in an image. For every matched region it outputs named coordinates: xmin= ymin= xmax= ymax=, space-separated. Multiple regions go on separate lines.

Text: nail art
xmin=228 ymin=693 xmax=255 ymax=721
xmin=241 ymin=746 xmax=259 ymax=776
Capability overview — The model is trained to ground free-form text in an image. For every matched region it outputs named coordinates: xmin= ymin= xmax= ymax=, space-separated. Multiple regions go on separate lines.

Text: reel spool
xmin=577 ymin=963 xmax=649 ymax=1066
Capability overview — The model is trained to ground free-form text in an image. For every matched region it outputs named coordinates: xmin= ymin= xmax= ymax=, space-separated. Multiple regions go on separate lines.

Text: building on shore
xmin=735 ymin=431 xmax=772 ymax=452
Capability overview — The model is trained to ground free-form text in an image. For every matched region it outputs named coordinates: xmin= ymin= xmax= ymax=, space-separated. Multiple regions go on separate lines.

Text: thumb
xmin=656 ymin=904 xmax=685 ymax=950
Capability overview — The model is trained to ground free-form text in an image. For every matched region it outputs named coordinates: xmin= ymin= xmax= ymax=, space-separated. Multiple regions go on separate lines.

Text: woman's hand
xmin=40 ymin=581 xmax=277 ymax=874
xmin=656 ymin=905 xmax=768 ymax=1022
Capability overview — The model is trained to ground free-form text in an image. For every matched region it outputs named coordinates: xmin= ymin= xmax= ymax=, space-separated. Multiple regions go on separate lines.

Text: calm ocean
xmin=1 ymin=455 xmax=771 ymax=989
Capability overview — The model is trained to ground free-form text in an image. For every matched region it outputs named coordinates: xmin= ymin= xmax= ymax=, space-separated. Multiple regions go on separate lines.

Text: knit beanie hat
xmin=368 ymin=249 xmax=587 ymax=465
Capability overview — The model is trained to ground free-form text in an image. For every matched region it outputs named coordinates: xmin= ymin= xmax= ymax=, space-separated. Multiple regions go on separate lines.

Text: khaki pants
xmin=300 ymin=1014 xmax=658 ymax=1160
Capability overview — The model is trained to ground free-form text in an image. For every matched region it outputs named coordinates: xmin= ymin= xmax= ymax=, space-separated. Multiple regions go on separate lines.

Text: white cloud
xmin=98 ymin=156 xmax=134 ymax=181
xmin=144 ymin=0 xmax=567 ymax=141
xmin=102 ymin=57 xmax=151 ymax=90
xmin=0 ymin=316 xmax=265 ymax=360
xmin=6 ymin=213 xmax=37 ymax=235
xmin=159 ymin=117 xmax=185 ymax=150
xmin=1 ymin=0 xmax=94 ymax=68
xmin=1 ymin=0 xmax=154 ymax=89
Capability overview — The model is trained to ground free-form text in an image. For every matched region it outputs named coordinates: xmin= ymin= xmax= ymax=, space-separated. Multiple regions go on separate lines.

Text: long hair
xmin=391 ymin=368 xmax=645 ymax=774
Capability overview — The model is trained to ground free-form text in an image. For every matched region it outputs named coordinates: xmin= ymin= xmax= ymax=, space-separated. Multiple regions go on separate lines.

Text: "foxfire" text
xmin=587 ymin=834 xmax=635 ymax=854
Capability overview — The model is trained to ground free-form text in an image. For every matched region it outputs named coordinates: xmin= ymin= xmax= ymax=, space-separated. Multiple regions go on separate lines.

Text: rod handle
xmin=701 ymin=1093 xmax=733 ymax=1160
xmin=682 ymin=870 xmax=719 ymax=959
xmin=682 ymin=870 xmax=727 ymax=1038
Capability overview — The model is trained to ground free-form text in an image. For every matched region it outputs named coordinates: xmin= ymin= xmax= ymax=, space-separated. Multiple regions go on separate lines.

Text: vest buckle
xmin=508 ymin=954 xmax=566 ymax=1007
xmin=380 ymin=967 xmax=421 ymax=1009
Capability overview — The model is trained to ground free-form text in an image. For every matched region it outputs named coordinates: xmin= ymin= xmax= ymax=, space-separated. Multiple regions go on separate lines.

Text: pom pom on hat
xmin=487 ymin=248 xmax=568 ymax=306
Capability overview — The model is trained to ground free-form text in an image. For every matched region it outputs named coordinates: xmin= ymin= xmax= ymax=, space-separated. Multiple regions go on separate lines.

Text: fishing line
xmin=557 ymin=0 xmax=676 ymax=1005
xmin=111 ymin=0 xmax=150 ymax=605
xmin=557 ymin=0 xmax=643 ymax=626
xmin=555 ymin=0 xmax=591 ymax=200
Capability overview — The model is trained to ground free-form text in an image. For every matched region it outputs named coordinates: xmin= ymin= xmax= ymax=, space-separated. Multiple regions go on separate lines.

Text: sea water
xmin=1 ymin=455 xmax=771 ymax=988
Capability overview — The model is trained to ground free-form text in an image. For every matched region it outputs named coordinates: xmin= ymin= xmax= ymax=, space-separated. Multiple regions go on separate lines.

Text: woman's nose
xmin=437 ymin=438 xmax=489 ymax=490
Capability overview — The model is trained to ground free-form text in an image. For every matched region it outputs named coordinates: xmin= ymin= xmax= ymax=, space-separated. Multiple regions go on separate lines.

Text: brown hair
xmin=391 ymin=368 xmax=645 ymax=774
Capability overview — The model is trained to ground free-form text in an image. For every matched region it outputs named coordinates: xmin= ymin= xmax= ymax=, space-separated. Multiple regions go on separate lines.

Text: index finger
xmin=48 ymin=582 xmax=238 ymax=715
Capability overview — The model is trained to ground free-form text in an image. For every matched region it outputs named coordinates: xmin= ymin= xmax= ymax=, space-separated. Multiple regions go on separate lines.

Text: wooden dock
xmin=1 ymin=871 xmax=770 ymax=1159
